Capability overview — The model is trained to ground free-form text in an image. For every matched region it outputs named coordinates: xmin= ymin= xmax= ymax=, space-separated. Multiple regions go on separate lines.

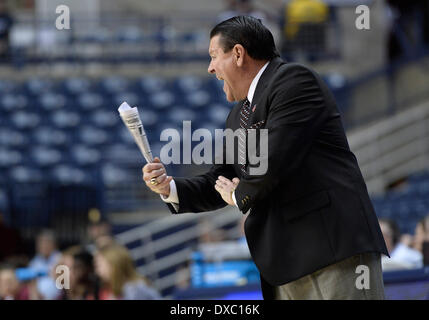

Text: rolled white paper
xmin=118 ymin=101 xmax=153 ymax=164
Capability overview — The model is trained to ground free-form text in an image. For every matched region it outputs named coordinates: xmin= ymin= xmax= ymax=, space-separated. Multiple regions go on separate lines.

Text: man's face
xmin=208 ymin=35 xmax=239 ymax=102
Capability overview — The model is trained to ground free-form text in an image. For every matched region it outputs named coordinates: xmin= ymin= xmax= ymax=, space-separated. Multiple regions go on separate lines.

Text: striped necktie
xmin=238 ymin=99 xmax=251 ymax=173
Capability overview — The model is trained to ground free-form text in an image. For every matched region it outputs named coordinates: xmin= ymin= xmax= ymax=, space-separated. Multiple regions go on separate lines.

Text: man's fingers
xmin=143 ymin=168 xmax=165 ymax=182
xmin=218 ymin=176 xmax=232 ymax=183
xmin=143 ymin=162 xmax=163 ymax=173
xmin=216 ymin=179 xmax=227 ymax=188
xmin=232 ymin=178 xmax=240 ymax=185
xmin=155 ymin=173 xmax=167 ymax=184
xmin=158 ymin=175 xmax=172 ymax=187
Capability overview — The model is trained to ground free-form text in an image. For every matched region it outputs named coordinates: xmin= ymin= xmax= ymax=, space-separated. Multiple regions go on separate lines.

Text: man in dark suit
xmin=142 ymin=16 xmax=389 ymax=299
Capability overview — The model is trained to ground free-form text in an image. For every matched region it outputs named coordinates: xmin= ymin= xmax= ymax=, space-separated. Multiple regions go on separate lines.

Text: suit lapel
xmin=248 ymin=57 xmax=286 ymax=125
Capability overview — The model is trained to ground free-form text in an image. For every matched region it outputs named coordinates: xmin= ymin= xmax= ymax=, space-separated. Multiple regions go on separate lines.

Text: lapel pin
xmin=252 ymin=105 xmax=256 ymax=112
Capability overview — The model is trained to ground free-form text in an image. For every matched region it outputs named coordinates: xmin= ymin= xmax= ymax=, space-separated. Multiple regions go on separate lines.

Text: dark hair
xmin=379 ymin=218 xmax=401 ymax=245
xmin=210 ymin=15 xmax=280 ymax=61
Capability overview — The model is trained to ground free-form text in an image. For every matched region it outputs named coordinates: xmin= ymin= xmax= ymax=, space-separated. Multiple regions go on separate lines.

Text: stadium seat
xmin=8 ymin=166 xmax=44 ymax=183
xmin=39 ymin=92 xmax=68 ymax=111
xmin=91 ymin=109 xmax=120 ymax=128
xmin=77 ymin=126 xmax=110 ymax=146
xmin=0 ymin=128 xmax=28 ymax=148
xmin=0 ymin=93 xmax=28 ymax=112
xmin=24 ymin=78 xmax=54 ymax=96
xmin=137 ymin=76 xmax=167 ymax=94
xmin=77 ymin=92 xmax=104 ymax=111
xmin=61 ymin=77 xmax=91 ymax=96
xmin=0 ymin=148 xmax=23 ymax=168
xmin=50 ymin=110 xmax=81 ymax=129
xmin=33 ymin=127 xmax=69 ymax=148
xmin=206 ymin=104 xmax=231 ymax=126
xmin=101 ymin=163 xmax=135 ymax=186
xmin=69 ymin=144 xmax=102 ymax=167
xmin=99 ymin=76 xmax=129 ymax=95
xmin=10 ymin=111 xmax=41 ymax=130
xmin=186 ymin=90 xmax=211 ymax=109
xmin=50 ymin=165 xmax=93 ymax=185
xmin=149 ymin=91 xmax=174 ymax=110
xmin=31 ymin=146 xmax=63 ymax=168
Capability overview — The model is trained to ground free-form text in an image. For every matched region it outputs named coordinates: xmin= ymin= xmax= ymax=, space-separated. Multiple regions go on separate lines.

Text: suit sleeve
xmin=167 ymin=163 xmax=236 ymax=214
xmin=234 ymin=65 xmax=330 ymax=213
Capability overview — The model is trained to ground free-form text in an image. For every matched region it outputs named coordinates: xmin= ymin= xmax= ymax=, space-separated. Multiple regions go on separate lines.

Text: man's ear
xmin=233 ymin=44 xmax=245 ymax=67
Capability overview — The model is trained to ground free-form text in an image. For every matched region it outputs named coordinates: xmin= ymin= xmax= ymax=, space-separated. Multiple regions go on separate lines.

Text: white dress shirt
xmin=161 ymin=61 xmax=270 ymax=211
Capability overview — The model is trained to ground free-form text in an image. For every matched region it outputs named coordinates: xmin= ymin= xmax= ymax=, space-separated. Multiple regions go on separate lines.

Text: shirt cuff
xmin=232 ymin=190 xmax=238 ymax=207
xmin=160 ymin=179 xmax=179 ymax=204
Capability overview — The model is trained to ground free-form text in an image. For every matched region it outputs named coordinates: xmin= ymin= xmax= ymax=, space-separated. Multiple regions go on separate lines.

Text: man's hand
xmin=142 ymin=157 xmax=173 ymax=197
xmin=215 ymin=176 xmax=240 ymax=206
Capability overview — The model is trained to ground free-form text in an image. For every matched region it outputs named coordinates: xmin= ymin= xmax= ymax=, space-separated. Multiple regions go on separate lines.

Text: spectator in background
xmin=56 ymin=246 xmax=99 ymax=300
xmin=94 ymin=244 xmax=161 ymax=300
xmin=413 ymin=214 xmax=429 ymax=265
xmin=84 ymin=218 xmax=115 ymax=253
xmin=281 ymin=0 xmax=329 ymax=62
xmin=0 ymin=265 xmax=21 ymax=299
xmin=379 ymin=218 xmax=423 ymax=270
xmin=29 ymin=229 xmax=61 ymax=275
xmin=28 ymin=229 xmax=62 ymax=299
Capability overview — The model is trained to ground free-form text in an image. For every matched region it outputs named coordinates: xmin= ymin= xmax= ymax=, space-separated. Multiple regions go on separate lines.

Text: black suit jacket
xmin=166 ymin=57 xmax=388 ymax=299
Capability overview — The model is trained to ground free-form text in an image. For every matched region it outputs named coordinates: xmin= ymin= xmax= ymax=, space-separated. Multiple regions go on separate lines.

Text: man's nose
xmin=207 ymin=62 xmax=215 ymax=74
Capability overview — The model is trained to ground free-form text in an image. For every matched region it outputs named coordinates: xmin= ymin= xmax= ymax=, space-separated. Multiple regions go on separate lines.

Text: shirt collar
xmin=247 ymin=61 xmax=269 ymax=104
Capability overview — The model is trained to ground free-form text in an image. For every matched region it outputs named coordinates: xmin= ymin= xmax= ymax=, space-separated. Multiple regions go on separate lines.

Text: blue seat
xmin=69 ymin=144 xmax=101 ymax=167
xmin=24 ymin=78 xmax=54 ymax=97
xmin=91 ymin=109 xmax=120 ymax=129
xmin=103 ymin=144 xmax=144 ymax=165
xmin=10 ymin=111 xmax=41 ymax=130
xmin=0 ymin=128 xmax=28 ymax=149
xmin=149 ymin=91 xmax=174 ymax=110
xmin=61 ymin=77 xmax=91 ymax=96
xmin=77 ymin=126 xmax=110 ymax=146
xmin=33 ymin=127 xmax=69 ymax=148
xmin=99 ymin=76 xmax=129 ymax=95
xmin=138 ymin=109 xmax=159 ymax=129
xmin=31 ymin=146 xmax=63 ymax=168
xmin=50 ymin=110 xmax=81 ymax=129
xmin=186 ymin=90 xmax=211 ymax=109
xmin=0 ymin=93 xmax=28 ymax=112
xmin=77 ymin=92 xmax=104 ymax=111
xmin=137 ymin=76 xmax=167 ymax=94
xmin=9 ymin=166 xmax=44 ymax=183
xmin=38 ymin=92 xmax=68 ymax=111
xmin=175 ymin=75 xmax=204 ymax=94
xmin=101 ymin=163 xmax=134 ymax=186
xmin=0 ymin=148 xmax=23 ymax=168
xmin=50 ymin=165 xmax=93 ymax=185
xmin=206 ymin=104 xmax=231 ymax=126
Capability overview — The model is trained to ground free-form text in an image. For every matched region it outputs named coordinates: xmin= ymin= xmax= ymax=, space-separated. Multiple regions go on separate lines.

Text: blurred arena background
xmin=0 ymin=0 xmax=429 ymax=300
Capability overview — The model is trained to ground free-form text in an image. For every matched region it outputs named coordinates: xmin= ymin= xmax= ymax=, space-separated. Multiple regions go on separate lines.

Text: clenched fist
xmin=142 ymin=157 xmax=173 ymax=197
